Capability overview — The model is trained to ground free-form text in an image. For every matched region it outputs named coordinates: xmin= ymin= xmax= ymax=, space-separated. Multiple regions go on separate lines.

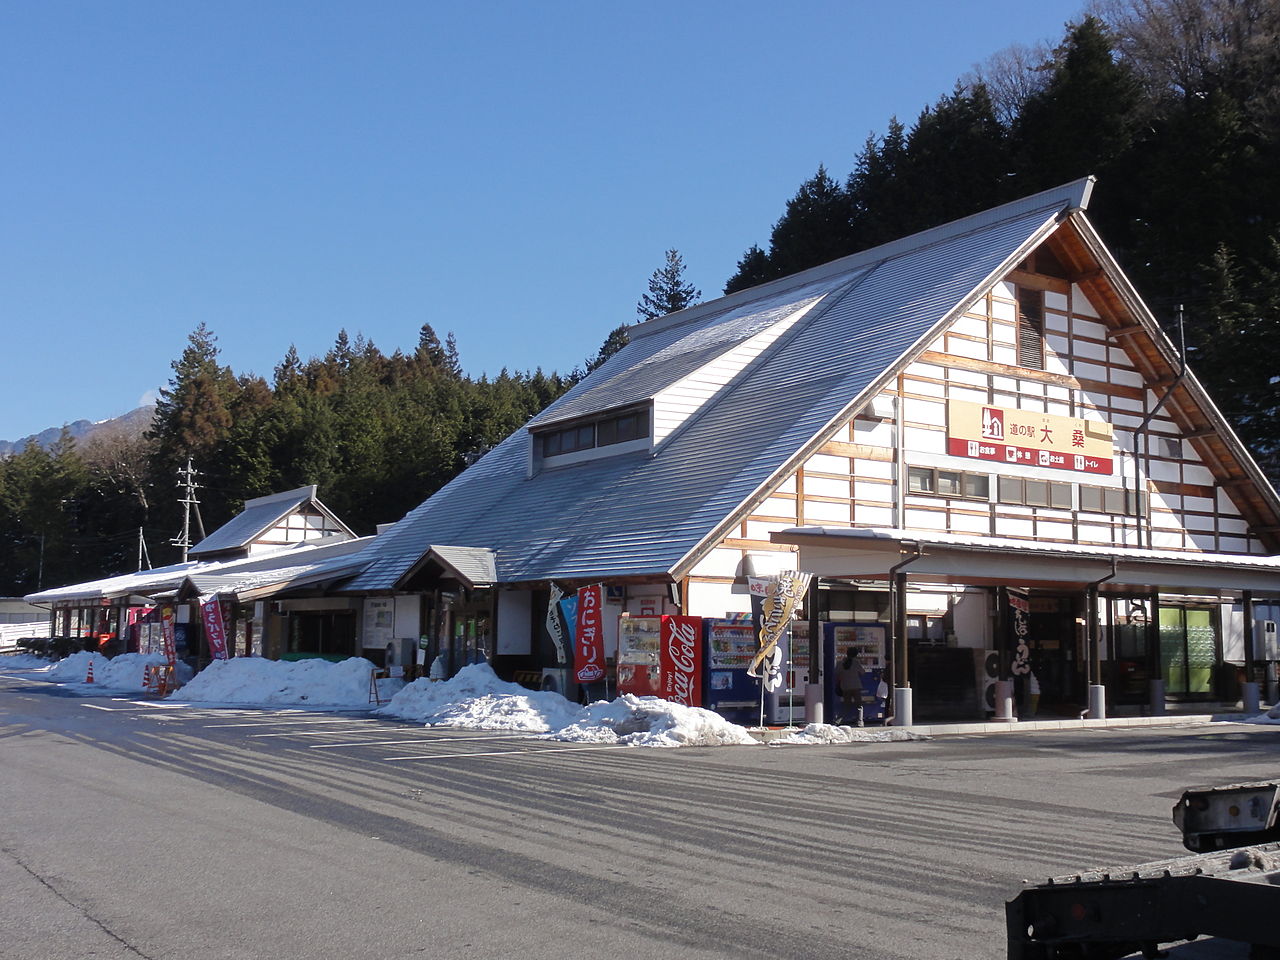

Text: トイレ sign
xmin=946 ymin=400 xmax=1113 ymax=475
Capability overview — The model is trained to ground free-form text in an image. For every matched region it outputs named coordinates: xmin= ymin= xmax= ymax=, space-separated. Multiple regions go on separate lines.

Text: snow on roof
xmin=26 ymin=535 xmax=371 ymax=605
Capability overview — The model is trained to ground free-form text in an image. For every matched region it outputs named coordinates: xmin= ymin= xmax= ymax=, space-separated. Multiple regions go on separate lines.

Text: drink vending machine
xmin=824 ymin=622 xmax=888 ymax=723
xmin=703 ymin=615 xmax=758 ymax=724
xmin=616 ymin=614 xmax=705 ymax=706
xmin=617 ymin=615 xmax=662 ymax=698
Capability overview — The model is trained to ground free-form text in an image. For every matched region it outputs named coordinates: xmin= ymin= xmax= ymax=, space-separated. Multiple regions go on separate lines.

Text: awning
xmin=770 ymin=527 xmax=1280 ymax=596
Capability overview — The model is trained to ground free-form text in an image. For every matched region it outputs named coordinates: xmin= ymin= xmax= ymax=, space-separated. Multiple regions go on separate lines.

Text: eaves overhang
xmin=772 ymin=527 xmax=1280 ymax=596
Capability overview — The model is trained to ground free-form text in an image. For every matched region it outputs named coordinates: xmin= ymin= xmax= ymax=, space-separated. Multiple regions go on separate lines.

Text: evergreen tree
xmin=585 ymin=323 xmax=630 ymax=374
xmin=761 ymin=165 xmax=855 ymax=279
xmin=637 ymin=249 xmax=701 ymax=321
xmin=1013 ymin=17 xmax=1140 ymax=190
xmin=724 ymin=244 xmax=771 ymax=295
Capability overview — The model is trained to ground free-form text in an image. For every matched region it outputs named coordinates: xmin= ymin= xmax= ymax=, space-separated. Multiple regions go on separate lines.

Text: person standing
xmin=837 ymin=648 xmax=866 ymax=726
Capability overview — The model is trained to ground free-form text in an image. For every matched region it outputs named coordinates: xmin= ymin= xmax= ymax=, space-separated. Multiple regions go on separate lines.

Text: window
xmin=1079 ymin=484 xmax=1146 ymax=516
xmin=908 ymin=466 xmax=989 ymax=500
xmin=998 ymin=476 xmax=1072 ymax=508
xmin=1017 ymin=287 xmax=1045 ymax=370
xmin=538 ymin=407 xmax=650 ymax=460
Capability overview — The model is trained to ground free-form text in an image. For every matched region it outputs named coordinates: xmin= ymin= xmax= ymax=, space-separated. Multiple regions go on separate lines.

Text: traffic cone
xmin=85 ymin=659 xmax=95 ymax=684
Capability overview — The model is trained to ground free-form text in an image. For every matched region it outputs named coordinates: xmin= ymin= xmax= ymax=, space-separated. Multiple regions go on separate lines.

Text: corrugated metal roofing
xmin=429 ymin=546 xmax=498 ymax=588
xmin=27 ymin=536 xmax=369 ymax=605
xmin=341 ymin=181 xmax=1090 ymax=591
xmin=179 ymin=549 xmax=372 ymax=600
xmin=527 ymin=277 xmax=842 ymax=429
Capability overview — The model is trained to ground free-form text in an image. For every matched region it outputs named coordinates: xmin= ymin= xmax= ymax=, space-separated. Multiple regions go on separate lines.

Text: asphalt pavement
xmin=2 ymin=671 xmax=1277 ymax=960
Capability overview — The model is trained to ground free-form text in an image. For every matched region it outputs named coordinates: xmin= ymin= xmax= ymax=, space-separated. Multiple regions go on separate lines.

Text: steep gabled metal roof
xmin=189 ymin=485 xmax=353 ymax=558
xmin=340 ymin=180 xmax=1093 ymax=591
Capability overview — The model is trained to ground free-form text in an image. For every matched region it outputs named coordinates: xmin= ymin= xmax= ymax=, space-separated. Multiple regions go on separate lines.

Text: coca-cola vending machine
xmin=704 ymin=615 xmax=759 ymax=724
xmin=659 ymin=615 xmax=703 ymax=707
xmin=617 ymin=615 xmax=662 ymax=698
xmin=617 ymin=615 xmax=704 ymax=706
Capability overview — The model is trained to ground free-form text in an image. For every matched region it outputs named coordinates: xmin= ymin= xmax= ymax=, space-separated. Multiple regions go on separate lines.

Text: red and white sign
xmin=573 ymin=584 xmax=605 ymax=682
xmin=947 ymin=399 xmax=1114 ymax=475
xmin=659 ymin=615 xmax=703 ymax=707
xmin=201 ymin=595 xmax=230 ymax=661
xmin=159 ymin=606 xmax=177 ymax=667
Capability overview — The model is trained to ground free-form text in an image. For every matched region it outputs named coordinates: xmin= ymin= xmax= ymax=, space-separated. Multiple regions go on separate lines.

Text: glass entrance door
xmin=1158 ymin=606 xmax=1218 ymax=697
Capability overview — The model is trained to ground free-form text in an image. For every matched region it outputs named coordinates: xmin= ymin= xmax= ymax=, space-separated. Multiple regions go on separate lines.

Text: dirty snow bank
xmin=771 ymin=723 xmax=930 ymax=745
xmin=0 ymin=654 xmax=54 ymax=671
xmin=175 ymin=656 xmax=401 ymax=708
xmin=40 ymin=650 xmax=195 ymax=691
xmin=378 ymin=663 xmax=758 ymax=748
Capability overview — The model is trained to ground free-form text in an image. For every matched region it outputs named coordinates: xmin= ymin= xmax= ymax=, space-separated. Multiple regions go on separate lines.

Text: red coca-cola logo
xmin=661 ymin=616 xmax=702 ymax=707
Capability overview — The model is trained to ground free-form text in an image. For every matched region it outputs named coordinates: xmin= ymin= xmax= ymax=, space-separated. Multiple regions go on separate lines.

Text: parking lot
xmin=3 ymin=674 xmax=1278 ymax=959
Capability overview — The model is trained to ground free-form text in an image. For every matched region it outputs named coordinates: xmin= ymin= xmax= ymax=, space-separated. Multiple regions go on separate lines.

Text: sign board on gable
xmin=946 ymin=400 xmax=1114 ymax=475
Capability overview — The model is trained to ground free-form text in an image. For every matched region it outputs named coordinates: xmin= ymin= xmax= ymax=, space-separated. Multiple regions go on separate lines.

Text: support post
xmin=1086 ymin=584 xmax=1106 ymax=719
xmin=1243 ymin=590 xmax=1261 ymax=713
xmin=805 ymin=578 xmax=823 ymax=725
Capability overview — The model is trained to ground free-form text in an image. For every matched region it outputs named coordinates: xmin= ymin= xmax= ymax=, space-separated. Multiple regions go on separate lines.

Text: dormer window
xmin=535 ymin=406 xmax=651 ymax=463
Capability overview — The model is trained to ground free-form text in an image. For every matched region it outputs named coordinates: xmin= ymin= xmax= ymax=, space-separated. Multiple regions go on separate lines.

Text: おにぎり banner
xmin=573 ymin=584 xmax=605 ymax=683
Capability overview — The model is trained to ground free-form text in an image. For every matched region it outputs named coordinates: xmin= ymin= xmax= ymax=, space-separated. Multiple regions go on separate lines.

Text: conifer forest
xmin=2 ymin=0 xmax=1278 ymax=596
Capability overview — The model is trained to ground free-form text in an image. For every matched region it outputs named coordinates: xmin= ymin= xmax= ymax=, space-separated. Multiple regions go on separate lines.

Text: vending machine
xmin=617 ymin=615 xmax=662 ymax=698
xmin=704 ymin=615 xmax=761 ymax=724
xmin=769 ymin=622 xmax=810 ymax=725
xmin=824 ymin=621 xmax=888 ymax=723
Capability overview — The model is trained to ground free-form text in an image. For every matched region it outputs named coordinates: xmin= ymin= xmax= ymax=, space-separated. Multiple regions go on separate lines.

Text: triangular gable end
xmin=674 ymin=200 xmax=1280 ymax=597
xmin=670 ymin=184 xmax=1085 ymax=581
xmin=189 ymin=485 xmax=356 ymax=561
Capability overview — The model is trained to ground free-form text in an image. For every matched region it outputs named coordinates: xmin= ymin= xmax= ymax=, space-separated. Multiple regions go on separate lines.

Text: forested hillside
xmin=2 ymin=0 xmax=1275 ymax=597
xmin=0 ymin=325 xmax=577 ymax=595
xmin=726 ymin=0 xmax=1280 ymax=477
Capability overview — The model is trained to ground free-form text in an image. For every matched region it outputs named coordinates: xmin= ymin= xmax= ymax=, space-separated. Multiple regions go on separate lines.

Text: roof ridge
xmin=628 ymin=177 xmax=1094 ymax=344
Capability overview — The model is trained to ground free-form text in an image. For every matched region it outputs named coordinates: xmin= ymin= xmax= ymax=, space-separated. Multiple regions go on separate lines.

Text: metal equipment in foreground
xmin=1007 ymin=779 xmax=1280 ymax=959
xmin=1172 ymin=780 xmax=1280 ymax=853
xmin=1006 ymin=843 xmax=1280 ymax=959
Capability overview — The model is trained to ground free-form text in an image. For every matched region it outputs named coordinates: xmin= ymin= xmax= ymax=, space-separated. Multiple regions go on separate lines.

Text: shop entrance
xmin=287 ymin=611 xmax=356 ymax=660
xmin=1158 ymin=605 xmax=1220 ymax=700
xmin=1026 ymin=596 xmax=1085 ymax=716
xmin=1103 ymin=595 xmax=1159 ymax=705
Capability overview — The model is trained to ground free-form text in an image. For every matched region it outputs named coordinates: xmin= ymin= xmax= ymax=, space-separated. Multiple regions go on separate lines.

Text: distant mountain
xmin=0 ymin=405 xmax=156 ymax=458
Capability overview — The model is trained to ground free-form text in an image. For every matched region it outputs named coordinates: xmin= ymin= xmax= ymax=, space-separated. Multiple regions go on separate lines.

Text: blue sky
xmin=1 ymin=0 xmax=1086 ymax=441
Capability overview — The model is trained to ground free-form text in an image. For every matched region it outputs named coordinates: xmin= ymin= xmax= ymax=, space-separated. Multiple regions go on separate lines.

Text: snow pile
xmin=0 ymin=654 xmax=54 ymax=671
xmin=1246 ymin=703 xmax=1280 ymax=724
xmin=378 ymin=663 xmax=582 ymax=732
xmin=771 ymin=722 xmax=930 ymax=745
xmin=38 ymin=651 xmax=195 ymax=691
xmin=557 ymin=695 xmax=759 ymax=747
xmin=380 ymin=663 xmax=758 ymax=748
xmin=175 ymin=656 xmax=402 ymax=708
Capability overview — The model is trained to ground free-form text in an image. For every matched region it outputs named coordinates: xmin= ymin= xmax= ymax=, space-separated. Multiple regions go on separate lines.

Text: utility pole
xmin=171 ymin=458 xmax=202 ymax=562
xmin=137 ymin=526 xmax=154 ymax=572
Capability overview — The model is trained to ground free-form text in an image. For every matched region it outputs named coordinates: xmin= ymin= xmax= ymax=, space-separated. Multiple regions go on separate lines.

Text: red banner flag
xmin=201 ymin=595 xmax=230 ymax=661
xmin=660 ymin=615 xmax=703 ymax=707
xmin=573 ymin=584 xmax=605 ymax=683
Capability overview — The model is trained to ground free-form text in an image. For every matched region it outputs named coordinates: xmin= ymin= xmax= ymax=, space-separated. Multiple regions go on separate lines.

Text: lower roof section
xmin=771 ymin=527 xmax=1280 ymax=596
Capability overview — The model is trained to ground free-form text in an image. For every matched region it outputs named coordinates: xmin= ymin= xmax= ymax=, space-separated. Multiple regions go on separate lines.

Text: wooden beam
xmin=1107 ymin=324 xmax=1145 ymax=339
xmin=1006 ymin=269 xmax=1070 ymax=295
